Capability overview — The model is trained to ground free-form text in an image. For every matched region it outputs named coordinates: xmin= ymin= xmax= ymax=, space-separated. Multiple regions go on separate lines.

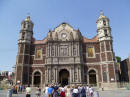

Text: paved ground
xmin=0 ymin=89 xmax=130 ymax=97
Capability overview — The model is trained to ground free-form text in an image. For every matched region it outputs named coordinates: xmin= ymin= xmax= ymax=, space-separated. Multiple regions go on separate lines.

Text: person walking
xmin=73 ymin=85 xmax=79 ymax=97
xmin=36 ymin=86 xmax=41 ymax=97
xmin=85 ymin=85 xmax=89 ymax=96
xmin=88 ymin=86 xmax=94 ymax=97
xmin=60 ymin=86 xmax=66 ymax=97
xmin=66 ymin=85 xmax=71 ymax=97
xmin=26 ymin=85 xmax=31 ymax=97
xmin=48 ymin=84 xmax=54 ymax=97
xmin=80 ymin=86 xmax=86 ymax=97
xmin=44 ymin=84 xmax=49 ymax=97
xmin=53 ymin=84 xmax=60 ymax=97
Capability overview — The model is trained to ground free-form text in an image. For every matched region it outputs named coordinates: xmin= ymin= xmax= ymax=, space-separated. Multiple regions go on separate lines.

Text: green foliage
xmin=116 ymin=56 xmax=121 ymax=63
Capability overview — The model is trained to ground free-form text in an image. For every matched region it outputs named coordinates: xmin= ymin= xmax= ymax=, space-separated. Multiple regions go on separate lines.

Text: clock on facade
xmin=61 ymin=33 xmax=67 ymax=38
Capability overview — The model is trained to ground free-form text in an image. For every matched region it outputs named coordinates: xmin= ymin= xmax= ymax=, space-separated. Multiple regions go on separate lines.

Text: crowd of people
xmin=12 ymin=84 xmax=26 ymax=94
xmin=35 ymin=84 xmax=94 ymax=97
xmin=11 ymin=84 xmax=94 ymax=97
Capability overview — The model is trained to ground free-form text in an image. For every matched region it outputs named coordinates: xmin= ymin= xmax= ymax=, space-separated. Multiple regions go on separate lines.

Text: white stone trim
xmin=32 ymin=69 xmax=43 ymax=87
xmin=34 ymin=48 xmax=43 ymax=60
xmin=104 ymin=41 xmax=108 ymax=61
xmin=87 ymin=68 xmax=99 ymax=87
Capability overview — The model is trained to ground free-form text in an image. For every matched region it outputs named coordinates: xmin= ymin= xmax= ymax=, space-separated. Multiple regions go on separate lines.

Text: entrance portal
xmin=33 ymin=71 xmax=41 ymax=86
xmin=59 ymin=69 xmax=69 ymax=86
xmin=89 ymin=70 xmax=97 ymax=86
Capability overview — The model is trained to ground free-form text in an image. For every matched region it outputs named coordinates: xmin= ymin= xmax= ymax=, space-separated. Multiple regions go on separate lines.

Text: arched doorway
xmin=89 ymin=70 xmax=97 ymax=86
xmin=59 ymin=69 xmax=69 ymax=86
xmin=33 ymin=71 xmax=41 ymax=86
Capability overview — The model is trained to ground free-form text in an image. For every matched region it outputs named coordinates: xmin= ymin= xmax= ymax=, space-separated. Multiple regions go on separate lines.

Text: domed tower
xmin=96 ymin=12 xmax=118 ymax=88
xmin=97 ymin=11 xmax=112 ymax=41
xmin=15 ymin=16 xmax=34 ymax=85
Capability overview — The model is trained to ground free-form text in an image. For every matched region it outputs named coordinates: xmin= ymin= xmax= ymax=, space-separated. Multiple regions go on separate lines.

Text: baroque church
xmin=15 ymin=12 xmax=118 ymax=89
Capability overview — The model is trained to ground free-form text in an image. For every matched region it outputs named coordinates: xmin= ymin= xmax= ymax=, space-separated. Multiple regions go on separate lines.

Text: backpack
xmin=81 ymin=88 xmax=86 ymax=93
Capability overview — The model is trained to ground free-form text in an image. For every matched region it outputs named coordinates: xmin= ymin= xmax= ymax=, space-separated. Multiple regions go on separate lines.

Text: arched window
xmin=103 ymin=20 xmax=106 ymax=26
xmin=22 ymin=32 xmax=25 ymax=39
xmin=23 ymin=23 xmax=26 ymax=28
xmin=104 ymin=29 xmax=108 ymax=37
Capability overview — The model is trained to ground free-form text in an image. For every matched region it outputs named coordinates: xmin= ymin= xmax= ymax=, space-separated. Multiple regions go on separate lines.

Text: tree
xmin=116 ymin=56 xmax=121 ymax=63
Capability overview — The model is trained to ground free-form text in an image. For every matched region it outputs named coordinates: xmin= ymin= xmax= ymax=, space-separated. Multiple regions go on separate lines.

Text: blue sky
xmin=0 ymin=0 xmax=130 ymax=71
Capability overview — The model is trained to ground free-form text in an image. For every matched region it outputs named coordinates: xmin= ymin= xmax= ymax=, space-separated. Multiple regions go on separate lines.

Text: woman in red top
xmin=60 ymin=87 xmax=66 ymax=97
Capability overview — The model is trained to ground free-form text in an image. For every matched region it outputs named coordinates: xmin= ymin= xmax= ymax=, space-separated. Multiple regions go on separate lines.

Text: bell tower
xmin=96 ymin=11 xmax=112 ymax=41
xmin=15 ymin=16 xmax=34 ymax=85
xmin=96 ymin=12 xmax=118 ymax=88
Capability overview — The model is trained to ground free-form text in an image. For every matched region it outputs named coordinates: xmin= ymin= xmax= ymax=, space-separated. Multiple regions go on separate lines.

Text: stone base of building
xmin=99 ymin=82 xmax=118 ymax=90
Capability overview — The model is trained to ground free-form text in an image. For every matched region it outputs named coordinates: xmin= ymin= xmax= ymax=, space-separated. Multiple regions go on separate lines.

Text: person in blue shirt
xmin=48 ymin=84 xmax=54 ymax=97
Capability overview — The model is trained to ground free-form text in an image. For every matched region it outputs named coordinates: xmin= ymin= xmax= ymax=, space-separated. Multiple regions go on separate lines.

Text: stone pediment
xmin=47 ymin=22 xmax=82 ymax=41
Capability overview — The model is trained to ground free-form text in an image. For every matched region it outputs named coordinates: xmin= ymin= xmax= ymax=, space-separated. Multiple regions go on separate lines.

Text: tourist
xmin=70 ymin=85 xmax=74 ymax=97
xmin=78 ymin=85 xmax=82 ymax=97
xmin=66 ymin=85 xmax=71 ymax=97
xmin=53 ymin=84 xmax=60 ymax=97
xmin=73 ymin=85 xmax=79 ymax=97
xmin=48 ymin=84 xmax=54 ymax=97
xmin=80 ymin=86 xmax=86 ymax=97
xmin=14 ymin=84 xmax=18 ymax=94
xmin=26 ymin=84 xmax=31 ymax=97
xmin=88 ymin=85 xmax=94 ymax=97
xmin=44 ymin=84 xmax=49 ymax=97
xmin=19 ymin=84 xmax=23 ymax=93
xmin=85 ymin=85 xmax=89 ymax=96
xmin=60 ymin=86 xmax=66 ymax=97
xmin=36 ymin=86 xmax=41 ymax=97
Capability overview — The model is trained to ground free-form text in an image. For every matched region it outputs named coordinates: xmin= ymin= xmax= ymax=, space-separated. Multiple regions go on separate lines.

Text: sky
xmin=0 ymin=0 xmax=130 ymax=71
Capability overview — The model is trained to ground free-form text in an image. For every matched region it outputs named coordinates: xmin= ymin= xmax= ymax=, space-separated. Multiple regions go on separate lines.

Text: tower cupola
xmin=96 ymin=11 xmax=112 ymax=41
xmin=21 ymin=16 xmax=34 ymax=31
xmin=19 ymin=16 xmax=34 ymax=44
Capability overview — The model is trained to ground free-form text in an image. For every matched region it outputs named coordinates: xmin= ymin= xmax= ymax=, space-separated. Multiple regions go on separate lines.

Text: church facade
xmin=15 ymin=12 xmax=118 ymax=89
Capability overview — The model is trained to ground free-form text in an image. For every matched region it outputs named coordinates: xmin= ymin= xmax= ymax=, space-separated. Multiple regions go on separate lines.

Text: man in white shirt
xmin=26 ymin=85 xmax=31 ymax=97
xmin=73 ymin=86 xmax=79 ymax=97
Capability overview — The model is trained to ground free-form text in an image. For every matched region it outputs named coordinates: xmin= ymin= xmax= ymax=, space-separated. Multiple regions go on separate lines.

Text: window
xmin=28 ymin=24 xmax=30 ymax=28
xmin=60 ymin=45 xmax=68 ymax=56
xmin=22 ymin=32 xmax=25 ymax=39
xmin=35 ymin=48 xmax=42 ymax=59
xmin=87 ymin=47 xmax=95 ymax=58
xmin=103 ymin=20 xmax=106 ymax=26
xmin=73 ymin=47 xmax=76 ymax=55
xmin=52 ymin=46 xmax=54 ymax=56
xmin=23 ymin=23 xmax=26 ymax=28
xmin=104 ymin=29 xmax=108 ymax=37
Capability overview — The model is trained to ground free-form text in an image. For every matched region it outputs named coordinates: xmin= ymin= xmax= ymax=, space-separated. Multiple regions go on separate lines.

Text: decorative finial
xmin=49 ymin=29 xmax=52 ymax=32
xmin=77 ymin=28 xmax=80 ymax=32
xmin=26 ymin=13 xmax=30 ymax=20
xmin=100 ymin=10 xmax=104 ymax=15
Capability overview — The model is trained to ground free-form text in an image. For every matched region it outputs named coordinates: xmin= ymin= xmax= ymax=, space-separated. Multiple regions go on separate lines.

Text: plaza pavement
xmin=0 ymin=88 xmax=130 ymax=97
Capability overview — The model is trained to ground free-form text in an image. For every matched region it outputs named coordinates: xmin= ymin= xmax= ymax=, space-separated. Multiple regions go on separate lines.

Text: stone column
xmin=70 ymin=68 xmax=72 ymax=84
xmin=73 ymin=68 xmax=75 ymax=82
xmin=100 ymin=64 xmax=103 ymax=83
xmin=48 ymin=68 xmax=51 ymax=83
xmin=72 ymin=42 xmax=73 ymax=56
xmin=107 ymin=64 xmax=110 ymax=83
xmin=45 ymin=68 xmax=48 ymax=84
xmin=56 ymin=67 xmax=58 ymax=83
xmin=79 ymin=67 xmax=81 ymax=82
xmin=77 ymin=67 xmax=79 ymax=82
xmin=32 ymin=73 xmax=34 ymax=87
xmin=50 ymin=44 xmax=52 ymax=56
